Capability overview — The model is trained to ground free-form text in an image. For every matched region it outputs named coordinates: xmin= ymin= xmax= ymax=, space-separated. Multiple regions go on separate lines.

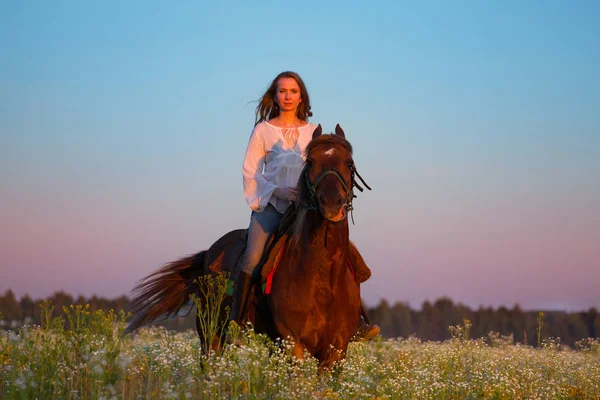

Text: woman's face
xmin=275 ymin=77 xmax=302 ymax=113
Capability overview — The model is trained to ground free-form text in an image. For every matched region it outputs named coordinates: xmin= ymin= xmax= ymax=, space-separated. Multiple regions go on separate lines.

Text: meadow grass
xmin=1 ymin=305 xmax=599 ymax=399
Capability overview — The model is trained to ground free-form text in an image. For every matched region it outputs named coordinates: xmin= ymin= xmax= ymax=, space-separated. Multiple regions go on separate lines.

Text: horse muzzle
xmin=320 ymin=204 xmax=349 ymax=222
xmin=317 ymin=191 xmax=351 ymax=222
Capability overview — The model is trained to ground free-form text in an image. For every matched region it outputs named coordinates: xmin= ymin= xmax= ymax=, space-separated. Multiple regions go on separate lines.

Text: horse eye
xmin=347 ymin=161 xmax=354 ymax=169
xmin=306 ymin=159 xmax=313 ymax=168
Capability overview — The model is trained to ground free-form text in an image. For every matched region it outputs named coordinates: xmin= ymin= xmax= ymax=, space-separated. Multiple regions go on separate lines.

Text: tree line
xmin=368 ymin=297 xmax=598 ymax=346
xmin=0 ymin=290 xmax=597 ymax=346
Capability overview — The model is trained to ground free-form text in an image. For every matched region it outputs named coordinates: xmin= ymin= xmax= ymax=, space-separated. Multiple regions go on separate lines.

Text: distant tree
xmin=369 ymin=299 xmax=394 ymax=337
xmin=49 ymin=291 xmax=75 ymax=316
xmin=75 ymin=295 xmax=87 ymax=306
xmin=433 ymin=297 xmax=456 ymax=336
xmin=579 ymin=308 xmax=598 ymax=339
xmin=19 ymin=295 xmax=35 ymax=322
xmin=416 ymin=301 xmax=443 ymax=341
xmin=0 ymin=290 xmax=22 ymax=321
xmin=506 ymin=304 xmax=526 ymax=343
xmin=390 ymin=301 xmax=413 ymax=338
xmin=113 ymin=295 xmax=129 ymax=313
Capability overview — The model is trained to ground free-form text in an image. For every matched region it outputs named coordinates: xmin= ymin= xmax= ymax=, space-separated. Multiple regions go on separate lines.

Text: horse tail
xmin=124 ymin=251 xmax=206 ymax=335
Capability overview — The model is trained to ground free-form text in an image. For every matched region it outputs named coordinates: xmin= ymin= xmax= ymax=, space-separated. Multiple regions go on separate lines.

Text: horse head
xmin=302 ymin=124 xmax=366 ymax=222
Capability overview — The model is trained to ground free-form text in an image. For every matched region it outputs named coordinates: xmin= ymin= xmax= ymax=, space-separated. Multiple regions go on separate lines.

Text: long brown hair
xmin=255 ymin=71 xmax=313 ymax=126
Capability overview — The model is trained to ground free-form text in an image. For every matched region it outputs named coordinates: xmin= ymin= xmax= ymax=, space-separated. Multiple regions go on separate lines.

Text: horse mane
xmin=277 ymin=134 xmax=354 ymax=251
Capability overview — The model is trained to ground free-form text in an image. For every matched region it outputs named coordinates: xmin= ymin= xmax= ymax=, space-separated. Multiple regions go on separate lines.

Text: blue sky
xmin=1 ymin=1 xmax=599 ymax=311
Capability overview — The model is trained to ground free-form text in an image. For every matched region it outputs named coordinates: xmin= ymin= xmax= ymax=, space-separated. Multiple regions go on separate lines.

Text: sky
xmin=1 ymin=1 xmax=599 ymax=312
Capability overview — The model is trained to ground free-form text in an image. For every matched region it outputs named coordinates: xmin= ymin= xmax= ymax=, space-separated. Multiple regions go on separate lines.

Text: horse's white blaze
xmin=324 ymin=148 xmax=336 ymax=156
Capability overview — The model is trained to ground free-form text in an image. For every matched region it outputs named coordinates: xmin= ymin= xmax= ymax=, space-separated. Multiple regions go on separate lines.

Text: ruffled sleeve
xmin=242 ymin=126 xmax=278 ymax=212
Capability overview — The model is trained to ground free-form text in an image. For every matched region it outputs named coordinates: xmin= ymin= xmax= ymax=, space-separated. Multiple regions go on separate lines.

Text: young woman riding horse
xmin=233 ymin=71 xmax=379 ymax=341
xmin=124 ymin=72 xmax=379 ymax=360
xmin=126 ymin=120 xmax=375 ymax=368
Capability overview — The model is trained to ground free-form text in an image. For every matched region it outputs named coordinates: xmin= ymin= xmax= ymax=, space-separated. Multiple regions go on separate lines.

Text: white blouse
xmin=242 ymin=121 xmax=319 ymax=213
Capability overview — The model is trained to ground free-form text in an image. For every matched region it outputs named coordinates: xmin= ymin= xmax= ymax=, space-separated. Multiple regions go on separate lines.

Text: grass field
xmin=1 ymin=305 xmax=599 ymax=399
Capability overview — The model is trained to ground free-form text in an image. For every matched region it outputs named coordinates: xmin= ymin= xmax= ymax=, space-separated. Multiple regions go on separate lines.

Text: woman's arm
xmin=242 ymin=127 xmax=278 ymax=211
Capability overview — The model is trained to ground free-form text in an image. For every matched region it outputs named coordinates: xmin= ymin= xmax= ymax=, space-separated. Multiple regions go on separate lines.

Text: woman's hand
xmin=273 ymin=187 xmax=298 ymax=202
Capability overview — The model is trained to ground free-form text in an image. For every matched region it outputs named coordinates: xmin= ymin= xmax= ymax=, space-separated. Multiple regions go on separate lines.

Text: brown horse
xmin=125 ymin=124 xmax=372 ymax=369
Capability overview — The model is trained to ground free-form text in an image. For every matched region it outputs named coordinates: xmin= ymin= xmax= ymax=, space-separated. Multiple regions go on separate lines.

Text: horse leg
xmin=291 ymin=341 xmax=307 ymax=360
xmin=317 ymin=344 xmax=347 ymax=371
xmin=211 ymin=334 xmax=223 ymax=355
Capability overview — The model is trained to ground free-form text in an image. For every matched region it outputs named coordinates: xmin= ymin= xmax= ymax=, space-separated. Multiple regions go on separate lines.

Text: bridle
xmin=304 ymin=159 xmax=371 ymax=224
xmin=300 ymin=124 xmax=372 ymax=224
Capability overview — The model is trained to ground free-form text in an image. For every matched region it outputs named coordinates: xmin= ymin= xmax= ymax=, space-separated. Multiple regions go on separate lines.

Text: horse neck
xmin=297 ymin=210 xmax=349 ymax=245
xmin=297 ymin=215 xmax=350 ymax=288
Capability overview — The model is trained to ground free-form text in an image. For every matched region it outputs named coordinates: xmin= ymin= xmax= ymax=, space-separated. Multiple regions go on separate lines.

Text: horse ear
xmin=335 ymin=124 xmax=345 ymax=138
xmin=312 ymin=124 xmax=322 ymax=139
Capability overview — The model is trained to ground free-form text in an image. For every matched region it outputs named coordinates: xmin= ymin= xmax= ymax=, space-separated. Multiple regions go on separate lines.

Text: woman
xmin=231 ymin=71 xmax=379 ymax=341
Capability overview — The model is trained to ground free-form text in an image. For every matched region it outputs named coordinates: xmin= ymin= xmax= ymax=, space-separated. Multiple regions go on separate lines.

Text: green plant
xmin=192 ymin=273 xmax=231 ymax=355
xmin=448 ymin=319 xmax=471 ymax=342
xmin=537 ymin=311 xmax=544 ymax=347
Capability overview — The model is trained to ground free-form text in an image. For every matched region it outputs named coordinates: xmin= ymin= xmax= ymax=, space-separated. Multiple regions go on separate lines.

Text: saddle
xmin=202 ymin=228 xmax=372 ymax=296
xmin=203 ymin=228 xmax=281 ymax=293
